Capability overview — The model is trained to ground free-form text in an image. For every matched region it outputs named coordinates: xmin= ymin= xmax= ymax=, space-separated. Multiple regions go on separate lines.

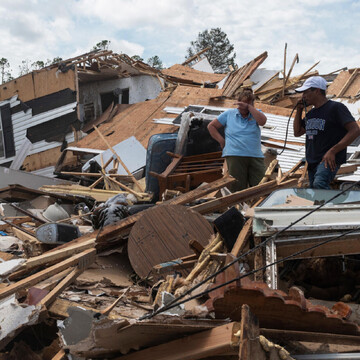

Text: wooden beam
xmin=338 ymin=68 xmax=359 ymax=97
xmin=231 ymin=218 xmax=253 ymax=258
xmin=182 ymin=47 xmax=211 ymax=66
xmin=39 ymin=267 xmax=84 ymax=307
xmin=191 ymin=178 xmax=298 ymax=215
xmin=260 ymin=328 xmax=360 ymax=346
xmin=0 ymin=248 xmax=96 ymax=300
xmin=283 ymin=53 xmax=299 ymax=92
xmin=13 ymin=239 xmax=96 ymax=276
xmin=297 ymin=161 xmax=308 ymax=187
xmin=276 ymin=234 xmax=360 ymax=260
xmin=93 ymin=125 xmax=145 ymax=192
xmin=281 ymin=43 xmax=287 ymax=97
xmin=239 ymin=304 xmax=265 ymax=360
xmin=114 ymin=322 xmax=240 ymax=360
xmin=52 ymin=349 xmax=66 ymax=360
xmin=259 ymin=159 xmax=278 ymax=184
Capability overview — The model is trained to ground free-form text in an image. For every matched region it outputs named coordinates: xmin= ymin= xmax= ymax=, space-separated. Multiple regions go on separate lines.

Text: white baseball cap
xmin=295 ymin=76 xmax=327 ymax=92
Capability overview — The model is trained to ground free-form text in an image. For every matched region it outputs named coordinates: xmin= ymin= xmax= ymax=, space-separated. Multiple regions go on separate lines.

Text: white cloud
xmin=0 ymin=0 xmax=358 ymax=78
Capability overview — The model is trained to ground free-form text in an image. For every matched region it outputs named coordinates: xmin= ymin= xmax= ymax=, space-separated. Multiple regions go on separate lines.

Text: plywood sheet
xmin=0 ymin=68 xmax=76 ymax=102
xmin=128 ymin=204 xmax=214 ymax=279
xmin=33 ymin=67 xmax=76 ymax=98
xmin=327 ymin=71 xmax=351 ymax=96
xmin=0 ymin=73 xmax=35 ymax=102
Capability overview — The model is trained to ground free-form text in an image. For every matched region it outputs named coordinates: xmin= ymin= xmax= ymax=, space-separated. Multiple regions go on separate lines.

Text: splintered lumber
xmin=52 ymin=349 xmax=66 ymax=360
xmin=260 ymin=159 xmax=278 ymax=184
xmin=9 ymin=238 xmax=96 ymax=280
xmin=0 ymin=248 xmax=96 ymax=301
xmin=39 ymin=263 xmax=90 ymax=307
xmin=99 ymin=287 xmax=131 ymax=316
xmin=115 ymin=322 xmax=241 ymax=360
xmin=281 ymin=43 xmax=287 ymax=97
xmin=93 ymin=125 xmax=145 ymax=192
xmin=260 ymin=328 xmax=360 ymax=346
xmin=239 ymin=304 xmax=266 ymax=360
xmin=277 ymin=159 xmax=304 ymax=184
xmin=284 ymin=53 xmax=299 ymax=90
xmin=35 ymin=268 xmax=74 ymax=291
xmin=231 ymin=218 xmax=253 ymax=257
xmin=163 ymin=175 xmax=235 ymax=206
xmin=47 ymin=176 xmax=236 ymax=251
xmin=191 ymin=178 xmax=298 ymax=215
xmin=297 ymin=161 xmax=308 ymax=187
xmin=39 ymin=184 xmax=151 ymax=202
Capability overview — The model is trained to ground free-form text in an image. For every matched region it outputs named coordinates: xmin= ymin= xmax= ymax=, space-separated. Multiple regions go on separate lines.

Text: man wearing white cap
xmin=293 ymin=75 xmax=360 ymax=189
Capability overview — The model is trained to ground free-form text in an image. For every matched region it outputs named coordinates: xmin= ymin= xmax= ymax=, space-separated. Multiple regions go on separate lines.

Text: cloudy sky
xmin=1 ymin=0 xmax=359 ymax=77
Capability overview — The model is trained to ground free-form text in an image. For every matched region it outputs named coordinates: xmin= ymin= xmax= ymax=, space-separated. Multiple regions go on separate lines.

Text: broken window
xmin=100 ymin=91 xmax=119 ymax=112
xmin=120 ymin=88 xmax=129 ymax=104
xmin=83 ymin=102 xmax=95 ymax=123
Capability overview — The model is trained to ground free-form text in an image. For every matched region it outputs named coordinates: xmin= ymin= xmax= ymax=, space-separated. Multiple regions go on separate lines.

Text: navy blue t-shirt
xmin=301 ymin=100 xmax=355 ymax=165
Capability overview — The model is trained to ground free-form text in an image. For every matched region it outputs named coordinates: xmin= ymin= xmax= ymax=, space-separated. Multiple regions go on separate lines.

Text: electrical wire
xmin=139 ymin=179 xmax=360 ymax=320
xmin=144 ymin=226 xmax=360 ymax=316
xmin=278 ymin=100 xmax=307 ymax=156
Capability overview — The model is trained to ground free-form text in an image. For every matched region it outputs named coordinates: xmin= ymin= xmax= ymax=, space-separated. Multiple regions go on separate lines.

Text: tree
xmin=147 ymin=55 xmax=163 ymax=70
xmin=131 ymin=55 xmax=144 ymax=62
xmin=92 ymin=40 xmax=111 ymax=51
xmin=50 ymin=56 xmax=63 ymax=65
xmin=32 ymin=60 xmax=45 ymax=70
xmin=0 ymin=58 xmax=13 ymax=83
xmin=186 ymin=28 xmax=236 ymax=73
xmin=18 ymin=59 xmax=32 ymax=76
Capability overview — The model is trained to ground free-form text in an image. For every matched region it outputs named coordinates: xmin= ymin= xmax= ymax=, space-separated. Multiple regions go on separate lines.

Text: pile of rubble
xmin=0 ymin=47 xmax=360 ymax=359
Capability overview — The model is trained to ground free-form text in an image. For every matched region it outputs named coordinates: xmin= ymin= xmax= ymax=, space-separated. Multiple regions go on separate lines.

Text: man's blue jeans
xmin=308 ymin=162 xmax=339 ymax=189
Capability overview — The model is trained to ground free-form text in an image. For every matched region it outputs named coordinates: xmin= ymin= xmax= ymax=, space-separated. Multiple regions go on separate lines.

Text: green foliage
xmin=131 ymin=55 xmax=144 ymax=62
xmin=186 ymin=27 xmax=236 ymax=73
xmin=32 ymin=60 xmax=45 ymax=70
xmin=93 ymin=40 xmax=111 ymax=51
xmin=147 ymin=55 xmax=163 ymax=70
xmin=0 ymin=57 xmax=13 ymax=83
xmin=50 ymin=56 xmax=63 ymax=65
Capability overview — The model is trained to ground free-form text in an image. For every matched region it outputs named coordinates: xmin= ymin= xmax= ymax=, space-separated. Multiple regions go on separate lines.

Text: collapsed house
xmin=0 ymin=49 xmax=360 ymax=359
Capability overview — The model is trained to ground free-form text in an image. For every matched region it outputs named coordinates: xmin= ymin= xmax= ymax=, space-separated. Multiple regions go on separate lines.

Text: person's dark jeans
xmin=308 ymin=162 xmax=340 ymax=189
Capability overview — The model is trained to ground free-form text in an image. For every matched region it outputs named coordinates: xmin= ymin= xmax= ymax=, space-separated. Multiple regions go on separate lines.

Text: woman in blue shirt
xmin=207 ymin=88 xmax=267 ymax=191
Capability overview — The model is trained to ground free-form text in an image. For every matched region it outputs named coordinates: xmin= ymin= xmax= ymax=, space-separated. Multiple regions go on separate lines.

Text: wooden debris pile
xmin=1 ymin=46 xmax=360 ymax=359
xmin=1 ymin=150 xmax=360 ymax=359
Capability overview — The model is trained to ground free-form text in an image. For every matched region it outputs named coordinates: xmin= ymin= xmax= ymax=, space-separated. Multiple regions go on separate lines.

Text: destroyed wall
xmin=0 ymin=67 xmax=79 ymax=172
xmin=79 ymin=75 xmax=163 ymax=122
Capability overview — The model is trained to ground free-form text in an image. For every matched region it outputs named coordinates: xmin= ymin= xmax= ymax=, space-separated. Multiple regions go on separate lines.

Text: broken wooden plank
xmin=39 ymin=264 xmax=90 ymax=307
xmin=239 ymin=304 xmax=265 ymax=360
xmin=0 ymin=248 xmax=96 ymax=301
xmin=9 ymin=238 xmax=96 ymax=281
xmin=191 ymin=178 xmax=298 ymax=215
xmin=115 ymin=322 xmax=240 ymax=360
xmin=40 ymin=184 xmax=151 ymax=202
xmin=231 ymin=218 xmax=253 ymax=258
xmin=43 ymin=176 xmax=236 ymax=253
xmin=260 ymin=328 xmax=360 ymax=346
xmin=93 ymin=125 xmax=145 ymax=192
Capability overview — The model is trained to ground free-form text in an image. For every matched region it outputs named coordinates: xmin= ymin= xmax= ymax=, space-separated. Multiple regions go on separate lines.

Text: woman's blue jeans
xmin=308 ymin=162 xmax=339 ymax=189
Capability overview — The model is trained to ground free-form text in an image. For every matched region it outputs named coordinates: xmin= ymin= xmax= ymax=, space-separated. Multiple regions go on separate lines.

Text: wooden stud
xmin=239 ymin=304 xmax=265 ymax=360
xmin=114 ymin=322 xmax=240 ymax=360
xmin=93 ymin=125 xmax=145 ymax=192
xmin=0 ymin=248 xmax=96 ymax=301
